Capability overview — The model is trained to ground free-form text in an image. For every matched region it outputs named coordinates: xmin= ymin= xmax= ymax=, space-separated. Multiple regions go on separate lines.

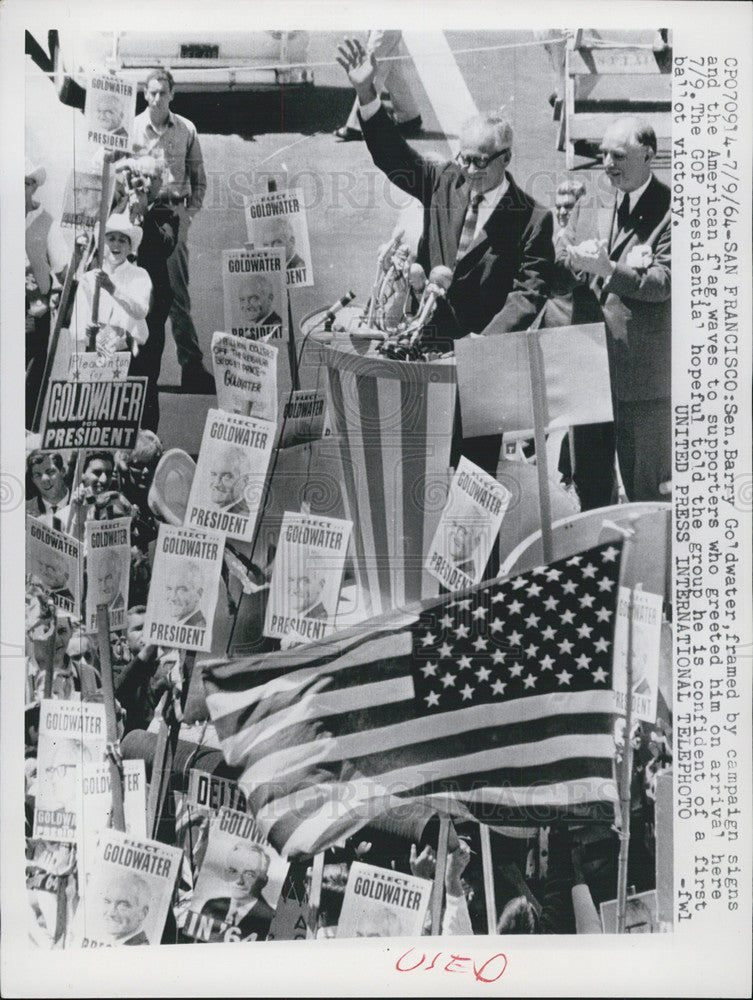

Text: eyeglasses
xmin=45 ymin=763 xmax=76 ymax=779
xmin=455 ymin=148 xmax=510 ymax=170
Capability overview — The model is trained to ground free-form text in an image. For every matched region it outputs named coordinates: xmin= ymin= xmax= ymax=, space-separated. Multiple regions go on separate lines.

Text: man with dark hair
xmin=133 ymin=69 xmax=213 ymax=393
xmin=562 ymin=116 xmax=670 ymax=502
xmin=26 ymin=450 xmax=70 ymax=527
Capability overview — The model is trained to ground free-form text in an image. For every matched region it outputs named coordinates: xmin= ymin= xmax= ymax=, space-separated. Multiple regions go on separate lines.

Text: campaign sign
xmin=40 ymin=378 xmax=146 ymax=451
xmin=26 ymin=515 xmax=81 ymax=617
xmin=181 ymin=807 xmax=289 ymax=944
xmin=143 ymin=524 xmax=225 ymax=652
xmin=426 ymin=456 xmax=512 ymax=591
xmin=68 ymin=352 xmax=131 ymax=383
xmin=85 ymin=74 xmax=136 ymax=153
xmin=85 ymin=517 xmax=131 ymax=634
xmin=222 ymin=248 xmax=287 ymax=341
xmin=188 ymin=769 xmax=248 ymax=816
xmin=264 ymin=511 xmax=352 ymax=646
xmin=60 ymin=167 xmax=116 ymax=232
xmin=78 ymin=760 xmax=147 ymax=879
xmin=211 ymin=331 xmax=278 ymax=421
xmin=612 ymin=587 xmax=664 ymax=724
xmin=185 ymin=409 xmax=275 ymax=543
xmin=243 ymin=188 xmax=313 ymax=288
xmin=33 ymin=699 xmax=107 ymax=842
xmin=336 ymin=862 xmax=432 ymax=938
xmin=280 ymin=389 xmax=327 ymax=448
xmin=77 ymin=830 xmax=182 ymax=947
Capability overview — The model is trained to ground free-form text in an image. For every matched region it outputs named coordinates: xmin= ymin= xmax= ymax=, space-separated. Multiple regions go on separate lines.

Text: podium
xmin=304 ymin=308 xmax=457 ymax=619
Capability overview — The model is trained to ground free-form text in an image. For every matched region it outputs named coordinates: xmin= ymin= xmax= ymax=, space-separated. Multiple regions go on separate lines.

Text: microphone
xmin=408 ymin=263 xmax=427 ymax=294
xmin=323 ymin=290 xmax=356 ymax=330
xmin=412 ymin=265 xmax=453 ymax=333
xmin=367 ymin=236 xmax=402 ymax=326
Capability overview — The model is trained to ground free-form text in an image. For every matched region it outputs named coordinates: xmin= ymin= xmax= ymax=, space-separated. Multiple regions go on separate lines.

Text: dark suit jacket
xmin=180 ymin=609 xmax=206 ymax=628
xmin=123 ymin=928 xmax=149 ymax=945
xmin=112 ymin=195 xmax=179 ymax=321
xmin=301 ymin=601 xmax=327 ymax=621
xmin=200 ymin=896 xmax=275 ymax=940
xmin=360 ymin=106 xmax=553 ymax=339
xmin=258 ymin=310 xmax=283 ymax=328
xmin=286 ymin=253 xmax=305 ymax=271
xmin=558 ymin=175 xmax=671 ymax=402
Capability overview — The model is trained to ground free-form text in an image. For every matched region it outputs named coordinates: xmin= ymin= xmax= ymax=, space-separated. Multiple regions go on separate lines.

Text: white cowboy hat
xmin=25 ymin=160 xmax=47 ymax=187
xmin=105 ymin=212 xmax=143 ymax=255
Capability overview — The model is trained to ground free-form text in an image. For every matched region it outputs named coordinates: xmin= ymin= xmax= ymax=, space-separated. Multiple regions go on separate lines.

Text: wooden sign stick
xmin=96 ymin=603 xmax=126 ymax=832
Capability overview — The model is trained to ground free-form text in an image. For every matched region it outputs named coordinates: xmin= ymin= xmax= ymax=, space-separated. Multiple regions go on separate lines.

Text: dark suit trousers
xmin=26 ymin=310 xmax=50 ymax=428
xmin=614 ymin=398 xmax=671 ymax=502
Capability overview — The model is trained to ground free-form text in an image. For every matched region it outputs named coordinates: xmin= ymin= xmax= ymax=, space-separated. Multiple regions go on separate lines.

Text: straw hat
xmin=25 ymin=160 xmax=47 ymax=187
xmin=105 ymin=212 xmax=143 ymax=255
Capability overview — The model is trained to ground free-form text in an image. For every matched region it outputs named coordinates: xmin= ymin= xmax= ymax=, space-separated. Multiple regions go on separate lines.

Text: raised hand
xmin=335 ymin=37 xmax=378 ymax=103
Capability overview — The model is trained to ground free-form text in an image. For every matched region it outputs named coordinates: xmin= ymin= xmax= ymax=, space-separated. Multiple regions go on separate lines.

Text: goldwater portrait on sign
xmin=26 ymin=515 xmax=81 ymax=617
xmin=3 ymin=3 xmax=752 ymax=997
xmin=84 ymin=74 xmax=136 ymax=153
xmin=222 ymin=247 xmax=287 ymax=342
xmin=243 ymin=188 xmax=314 ymax=288
xmin=185 ymin=408 xmax=275 ymax=543
xmin=142 ymin=524 xmax=225 ymax=651
xmin=84 ymin=516 xmax=131 ymax=633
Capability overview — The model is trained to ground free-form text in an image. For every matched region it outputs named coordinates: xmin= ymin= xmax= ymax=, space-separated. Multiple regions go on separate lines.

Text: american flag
xmin=204 ymin=541 xmax=623 ymax=858
xmin=324 ymin=345 xmax=456 ymax=617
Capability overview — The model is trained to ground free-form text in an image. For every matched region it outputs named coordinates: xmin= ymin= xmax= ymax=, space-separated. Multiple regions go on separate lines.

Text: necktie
xmin=457 ymin=193 xmax=484 ymax=257
xmin=616 ymin=192 xmax=631 ymax=233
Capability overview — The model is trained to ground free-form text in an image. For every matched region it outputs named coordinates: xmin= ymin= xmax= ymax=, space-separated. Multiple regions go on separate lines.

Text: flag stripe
xmin=222 ymin=689 xmax=614 ymax=780
xmin=326 ymin=364 xmax=371 ymax=614
xmin=400 ymin=374 xmax=427 ymax=604
xmin=240 ymin=730 xmax=615 ymax=803
xmin=421 ymin=376 xmax=455 ymax=598
xmin=356 ymin=367 xmax=392 ymax=610
xmin=378 ymin=375 xmax=405 ymax=608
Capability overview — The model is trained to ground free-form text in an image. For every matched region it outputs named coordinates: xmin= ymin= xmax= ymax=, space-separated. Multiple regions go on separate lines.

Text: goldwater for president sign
xmin=40 ymin=378 xmax=147 ymax=450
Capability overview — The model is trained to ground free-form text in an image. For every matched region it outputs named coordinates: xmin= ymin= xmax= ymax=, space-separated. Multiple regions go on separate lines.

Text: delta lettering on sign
xmin=40 ymin=378 xmax=146 ymax=451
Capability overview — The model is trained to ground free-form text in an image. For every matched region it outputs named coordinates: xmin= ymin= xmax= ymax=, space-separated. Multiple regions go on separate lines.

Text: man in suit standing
xmin=563 ymin=117 xmax=670 ymax=503
xmin=336 ymin=37 xmax=553 ymax=479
